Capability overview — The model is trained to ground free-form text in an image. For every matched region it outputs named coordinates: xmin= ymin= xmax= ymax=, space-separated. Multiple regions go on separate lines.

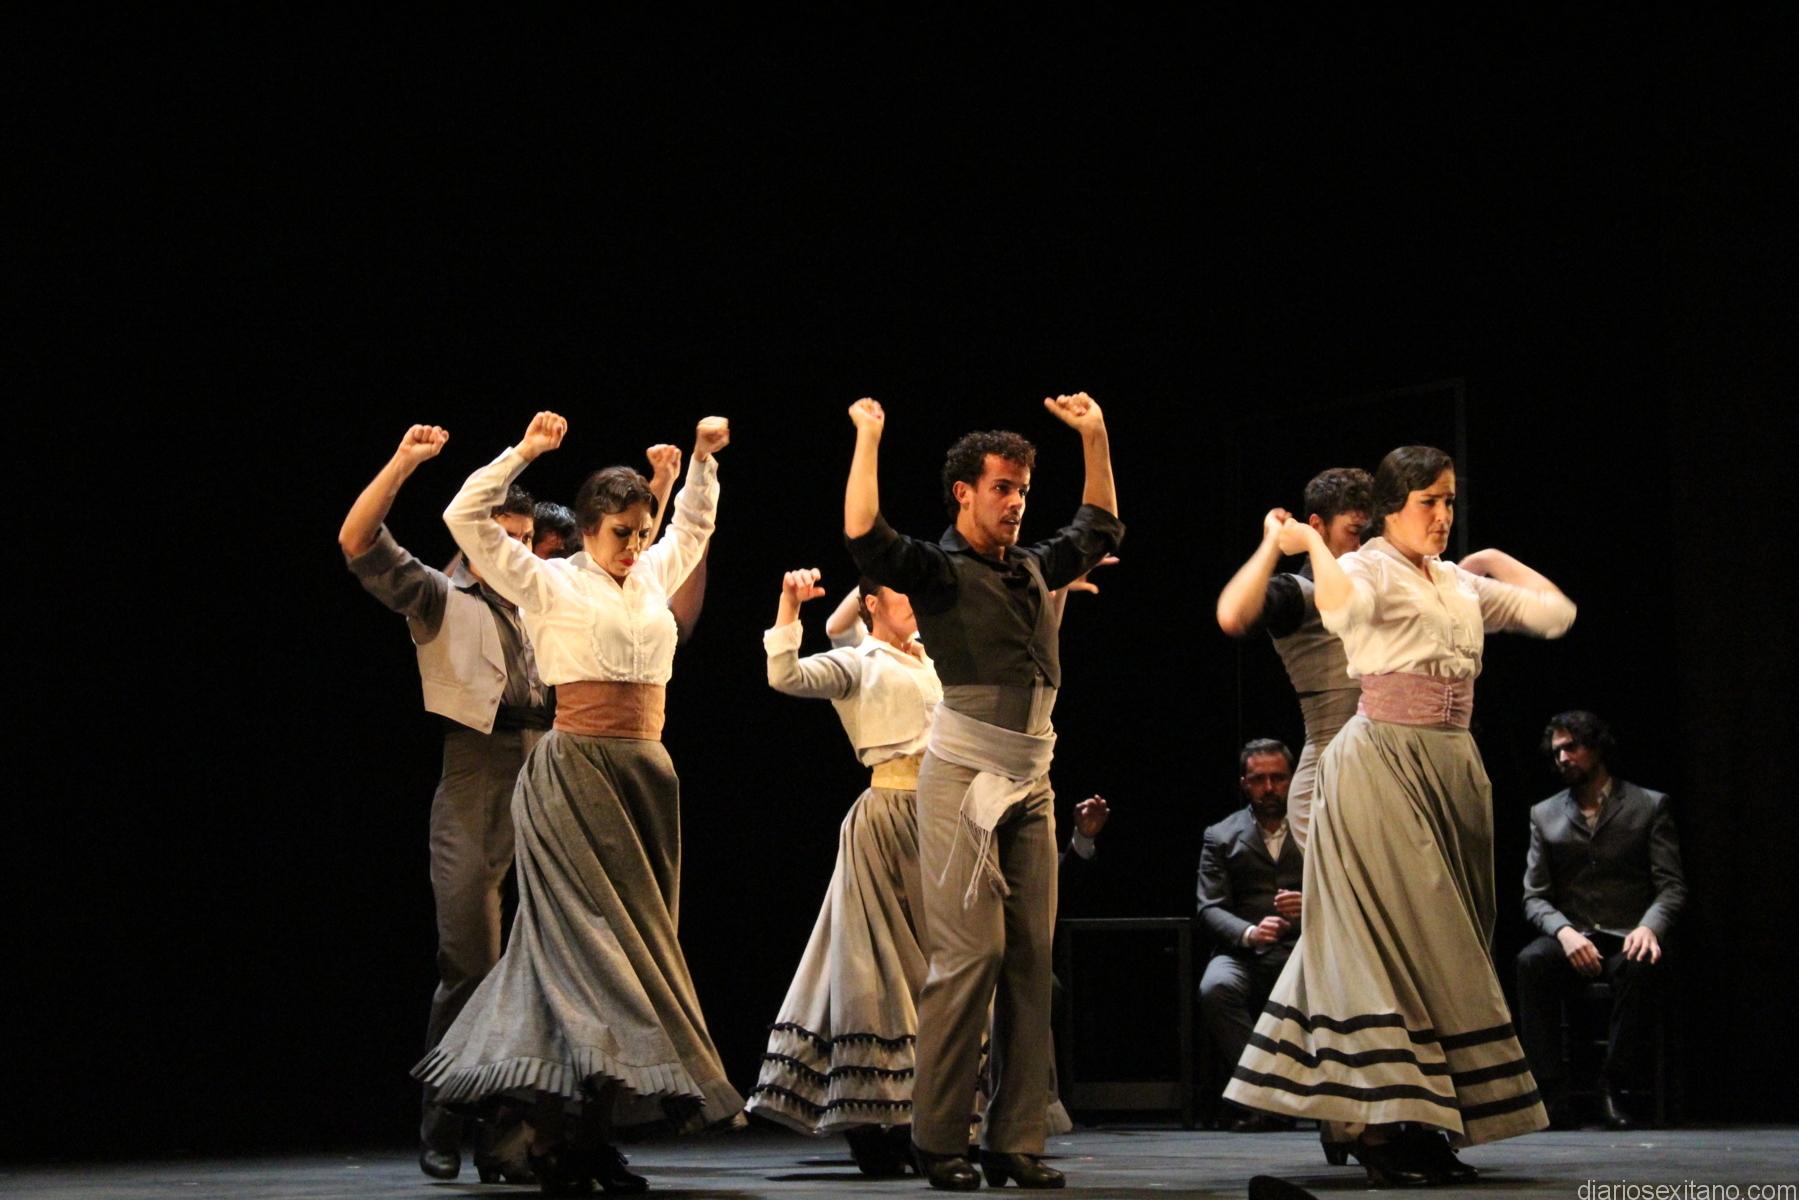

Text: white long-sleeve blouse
xmin=443 ymin=446 xmax=717 ymax=686
xmin=763 ymin=619 xmax=941 ymax=767
xmin=1319 ymin=537 xmax=1576 ymax=680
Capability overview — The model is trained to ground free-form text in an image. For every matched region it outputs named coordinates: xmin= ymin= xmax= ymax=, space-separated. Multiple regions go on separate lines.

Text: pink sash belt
xmin=1356 ymin=672 xmax=1474 ymax=730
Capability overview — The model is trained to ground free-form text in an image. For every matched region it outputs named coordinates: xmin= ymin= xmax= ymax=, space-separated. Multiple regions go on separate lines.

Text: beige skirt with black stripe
xmin=1223 ymin=715 xmax=1547 ymax=1146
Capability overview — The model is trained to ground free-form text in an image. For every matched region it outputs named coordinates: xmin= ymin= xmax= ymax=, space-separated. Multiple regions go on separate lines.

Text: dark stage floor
xmin=7 ymin=1126 xmax=1795 ymax=1199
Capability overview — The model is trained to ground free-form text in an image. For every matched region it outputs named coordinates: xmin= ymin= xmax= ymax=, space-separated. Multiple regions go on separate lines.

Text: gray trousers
xmin=420 ymin=725 xmax=538 ymax=1141
xmin=1199 ymin=947 xmax=1291 ymax=1089
xmin=912 ymin=752 xmax=1057 ymax=1155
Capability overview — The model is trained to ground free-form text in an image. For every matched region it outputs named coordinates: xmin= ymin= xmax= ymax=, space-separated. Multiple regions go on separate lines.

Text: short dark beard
xmin=1250 ymin=795 xmax=1288 ymax=823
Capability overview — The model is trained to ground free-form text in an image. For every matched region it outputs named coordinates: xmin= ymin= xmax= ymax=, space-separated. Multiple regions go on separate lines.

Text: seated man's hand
xmin=1273 ymin=889 xmax=1302 ymax=921
xmin=1623 ymin=924 xmax=1662 ymax=964
xmin=1557 ymin=926 xmax=1604 ymax=977
xmin=1074 ymin=795 xmax=1110 ymax=838
xmin=1244 ymin=916 xmax=1290 ymax=947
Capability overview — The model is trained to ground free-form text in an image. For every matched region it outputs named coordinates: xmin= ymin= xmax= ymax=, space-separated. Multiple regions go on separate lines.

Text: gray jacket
xmin=1522 ymin=779 xmax=1687 ymax=940
xmin=1197 ymin=805 xmax=1304 ymax=956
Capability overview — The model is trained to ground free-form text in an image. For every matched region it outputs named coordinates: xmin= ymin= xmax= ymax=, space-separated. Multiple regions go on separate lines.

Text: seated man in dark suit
xmin=1198 ymin=738 xmax=1304 ymax=1132
xmin=1516 ymin=710 xmax=1687 ymax=1129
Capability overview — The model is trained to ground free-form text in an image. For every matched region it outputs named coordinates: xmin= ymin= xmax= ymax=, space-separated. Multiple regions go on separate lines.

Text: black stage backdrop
xmin=12 ymin=9 xmax=1795 ymax=1158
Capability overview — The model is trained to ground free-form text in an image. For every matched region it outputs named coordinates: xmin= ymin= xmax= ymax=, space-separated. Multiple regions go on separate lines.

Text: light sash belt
xmin=927 ymin=704 xmax=1056 ymax=907
xmin=552 ymin=681 xmax=666 ymax=740
xmin=871 ymin=752 xmax=923 ymax=791
xmin=1356 ymin=672 xmax=1474 ymax=730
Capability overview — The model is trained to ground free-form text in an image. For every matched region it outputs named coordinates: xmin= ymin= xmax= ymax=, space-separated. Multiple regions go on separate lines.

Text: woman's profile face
xmin=583 ymin=501 xmax=656 ymax=583
xmin=1385 ymin=468 xmax=1455 ymax=562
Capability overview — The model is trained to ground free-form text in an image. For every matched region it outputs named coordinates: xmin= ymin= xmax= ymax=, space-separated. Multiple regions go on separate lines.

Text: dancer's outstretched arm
xmin=442 ymin=411 xmax=565 ymax=613
xmin=1034 ymin=393 xmax=1125 ymax=591
xmin=1216 ymin=509 xmax=1293 ymax=636
xmin=1458 ymin=548 xmax=1576 ymax=637
xmin=339 ymin=424 xmax=449 ymax=557
xmin=340 ymin=424 xmax=455 ymax=639
xmin=844 ymin=398 xmax=884 ymax=538
xmin=765 ymin=568 xmax=859 ymax=699
xmin=643 ymin=443 xmax=681 ymax=544
xmin=641 ymin=441 xmax=709 ymax=641
xmin=1044 ymin=391 xmax=1116 ymax=517
xmin=634 ymin=417 xmax=728 ymax=599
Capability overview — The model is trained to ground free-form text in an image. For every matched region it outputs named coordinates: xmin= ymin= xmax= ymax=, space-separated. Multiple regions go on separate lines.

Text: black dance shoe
xmin=419 ymin=1144 xmax=461 ymax=1180
xmin=912 ymin=1143 xmax=981 ymax=1191
xmin=846 ymin=1125 xmax=910 ymax=1177
xmin=1347 ymin=1136 xmax=1432 ymax=1187
xmin=1601 ymin=1088 xmax=1636 ymax=1131
xmin=528 ymin=1144 xmax=595 ymax=1196
xmin=1400 ymin=1127 xmax=1478 ymax=1183
xmin=978 ymin=1151 xmax=1065 ymax=1189
xmin=1319 ymin=1129 xmax=1352 ymax=1166
xmin=584 ymin=1143 xmax=648 ymax=1195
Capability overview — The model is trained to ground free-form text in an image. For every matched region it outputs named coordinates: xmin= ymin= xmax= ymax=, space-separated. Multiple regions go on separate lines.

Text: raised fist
xmin=694 ymin=416 xmax=730 ymax=461
xmin=518 ymin=411 xmax=567 ymax=461
xmin=1262 ymin=507 xmax=1293 ymax=542
xmin=1043 ymin=391 xmax=1105 ymax=433
xmin=396 ymin=424 xmax=448 ymax=466
xmin=782 ymin=568 xmax=826 ymax=605
xmin=645 ymin=443 xmax=682 ymax=485
xmin=1275 ymin=517 xmax=1314 ymax=557
xmin=848 ymin=398 xmax=885 ymax=436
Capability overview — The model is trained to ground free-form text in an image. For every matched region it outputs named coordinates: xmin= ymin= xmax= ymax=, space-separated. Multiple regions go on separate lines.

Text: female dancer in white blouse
xmin=1224 ymin=445 xmax=1574 ymax=1186
xmin=745 ymin=566 xmax=1098 ymax=1177
xmin=415 ymin=411 xmax=741 ymax=1195
xmin=743 ymin=570 xmax=942 ymax=1175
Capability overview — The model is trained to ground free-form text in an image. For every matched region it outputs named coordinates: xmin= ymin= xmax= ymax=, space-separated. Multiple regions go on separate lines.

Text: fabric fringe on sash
xmin=925 ymin=705 xmax=1055 ymax=909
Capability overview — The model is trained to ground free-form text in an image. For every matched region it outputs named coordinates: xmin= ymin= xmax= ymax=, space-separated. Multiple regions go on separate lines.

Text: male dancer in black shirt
xmin=846 ymin=395 xmax=1122 ymax=1191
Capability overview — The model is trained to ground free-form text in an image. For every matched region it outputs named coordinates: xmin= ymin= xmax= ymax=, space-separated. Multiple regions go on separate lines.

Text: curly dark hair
xmin=1303 ymin=467 xmax=1373 ymax=525
xmin=491 ymin=484 xmax=535 ymax=520
xmin=941 ymin=430 xmax=1036 ymax=519
xmin=574 ymin=466 xmax=658 ymax=534
xmin=1238 ymin=738 xmax=1295 ymax=774
xmin=1541 ymin=711 xmax=1617 ymax=766
xmin=532 ymin=501 xmax=577 ymax=545
xmin=1364 ymin=445 xmax=1454 ymax=541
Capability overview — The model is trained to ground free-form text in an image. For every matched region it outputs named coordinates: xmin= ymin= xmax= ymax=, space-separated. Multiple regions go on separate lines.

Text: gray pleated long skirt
xmin=414 ymin=730 xmax=743 ymax=1131
xmin=1223 ymin=715 xmax=1548 ymax=1146
xmin=745 ymin=787 xmax=928 ymax=1134
xmin=744 ymin=786 xmax=1075 ymax=1139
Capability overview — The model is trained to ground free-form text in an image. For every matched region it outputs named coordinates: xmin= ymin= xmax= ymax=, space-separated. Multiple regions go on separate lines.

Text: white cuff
xmin=763 ymin=620 xmax=804 ymax=657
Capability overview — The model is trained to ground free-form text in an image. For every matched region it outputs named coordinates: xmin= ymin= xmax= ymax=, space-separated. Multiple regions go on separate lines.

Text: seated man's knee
xmin=1516 ymin=936 xmax=1566 ymax=981
xmin=1200 ymin=961 xmax=1250 ymax=1010
xmin=1614 ymin=954 xmax=1665 ymax=989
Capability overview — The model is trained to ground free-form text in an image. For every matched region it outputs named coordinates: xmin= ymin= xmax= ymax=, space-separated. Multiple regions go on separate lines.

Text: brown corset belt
xmin=553 ymin=681 xmax=667 ymax=740
xmin=1356 ymin=672 xmax=1474 ymax=730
